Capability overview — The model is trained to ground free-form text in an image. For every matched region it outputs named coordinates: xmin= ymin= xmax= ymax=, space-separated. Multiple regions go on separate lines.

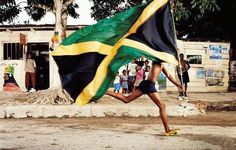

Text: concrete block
xmin=144 ymin=107 xmax=160 ymax=117
xmin=127 ymin=105 xmax=160 ymax=117
xmin=39 ymin=105 xmax=91 ymax=118
xmin=0 ymin=107 xmax=6 ymax=118
xmin=175 ymin=103 xmax=203 ymax=117
xmin=72 ymin=105 xmax=92 ymax=118
xmin=3 ymin=105 xmax=92 ymax=119
xmin=166 ymin=106 xmax=179 ymax=117
xmin=6 ymin=106 xmax=28 ymax=118
xmin=42 ymin=105 xmax=66 ymax=118
xmin=30 ymin=106 xmax=44 ymax=118
xmin=91 ymin=105 xmax=127 ymax=117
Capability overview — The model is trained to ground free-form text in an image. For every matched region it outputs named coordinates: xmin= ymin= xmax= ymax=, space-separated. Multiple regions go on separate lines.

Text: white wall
xmin=0 ymin=30 xmax=74 ymax=91
xmin=166 ymin=40 xmax=230 ymax=92
xmin=0 ymin=30 xmax=231 ymax=93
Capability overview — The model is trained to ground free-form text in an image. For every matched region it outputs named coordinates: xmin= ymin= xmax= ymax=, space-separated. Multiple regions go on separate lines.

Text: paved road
xmin=1 ymin=113 xmax=236 ymax=150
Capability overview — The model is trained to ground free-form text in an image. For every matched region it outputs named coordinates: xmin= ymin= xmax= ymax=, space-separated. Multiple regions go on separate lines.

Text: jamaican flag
xmin=52 ymin=0 xmax=178 ymax=106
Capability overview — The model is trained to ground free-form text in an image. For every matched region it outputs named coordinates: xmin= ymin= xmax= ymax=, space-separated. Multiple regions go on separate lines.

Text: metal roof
xmin=0 ymin=24 xmax=88 ymax=32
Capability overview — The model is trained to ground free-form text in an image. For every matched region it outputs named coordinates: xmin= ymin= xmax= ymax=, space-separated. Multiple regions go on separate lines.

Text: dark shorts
xmin=178 ymin=71 xmax=190 ymax=84
xmin=137 ymin=80 xmax=157 ymax=94
xmin=128 ymin=76 xmax=136 ymax=83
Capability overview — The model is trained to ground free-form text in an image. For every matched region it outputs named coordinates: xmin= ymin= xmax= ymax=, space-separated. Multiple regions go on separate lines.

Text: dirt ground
xmin=1 ymin=111 xmax=236 ymax=150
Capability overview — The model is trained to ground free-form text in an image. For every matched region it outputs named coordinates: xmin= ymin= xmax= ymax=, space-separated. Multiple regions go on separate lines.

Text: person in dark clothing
xmin=177 ymin=53 xmax=190 ymax=97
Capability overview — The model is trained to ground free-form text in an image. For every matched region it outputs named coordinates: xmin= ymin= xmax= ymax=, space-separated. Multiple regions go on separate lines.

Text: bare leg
xmin=148 ymin=92 xmax=170 ymax=133
xmin=133 ymin=86 xmax=136 ymax=91
xmin=184 ymin=83 xmax=188 ymax=96
xmin=125 ymin=88 xmax=128 ymax=94
xmin=106 ymin=89 xmax=143 ymax=103
xmin=185 ymin=83 xmax=187 ymax=92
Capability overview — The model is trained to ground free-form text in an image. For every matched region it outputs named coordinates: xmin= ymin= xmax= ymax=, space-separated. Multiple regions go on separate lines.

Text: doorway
xmin=27 ymin=43 xmax=49 ymax=90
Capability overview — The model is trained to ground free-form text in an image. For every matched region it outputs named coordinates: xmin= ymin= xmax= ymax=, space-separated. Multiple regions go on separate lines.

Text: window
xmin=3 ymin=43 xmax=23 ymax=60
xmin=187 ymin=55 xmax=202 ymax=64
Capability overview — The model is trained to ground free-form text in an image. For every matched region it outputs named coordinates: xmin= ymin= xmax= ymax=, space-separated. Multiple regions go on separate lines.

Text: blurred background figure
xmin=25 ymin=52 xmax=37 ymax=92
xmin=121 ymin=70 xmax=129 ymax=94
xmin=128 ymin=60 xmax=137 ymax=93
xmin=178 ymin=53 xmax=190 ymax=97
xmin=113 ymin=72 xmax=121 ymax=93
xmin=134 ymin=62 xmax=144 ymax=90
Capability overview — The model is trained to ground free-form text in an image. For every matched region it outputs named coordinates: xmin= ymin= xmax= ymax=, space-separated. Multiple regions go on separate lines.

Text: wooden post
xmin=170 ymin=3 xmax=184 ymax=95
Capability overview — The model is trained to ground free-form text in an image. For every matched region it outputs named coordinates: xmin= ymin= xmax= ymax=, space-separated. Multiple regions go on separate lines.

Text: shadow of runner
xmin=178 ymin=133 xmax=236 ymax=149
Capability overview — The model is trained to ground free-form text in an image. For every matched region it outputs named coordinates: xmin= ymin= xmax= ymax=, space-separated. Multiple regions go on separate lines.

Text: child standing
xmin=113 ymin=72 xmax=121 ymax=93
xmin=145 ymin=66 xmax=151 ymax=80
xmin=134 ymin=62 xmax=144 ymax=89
xmin=120 ymin=70 xmax=128 ymax=94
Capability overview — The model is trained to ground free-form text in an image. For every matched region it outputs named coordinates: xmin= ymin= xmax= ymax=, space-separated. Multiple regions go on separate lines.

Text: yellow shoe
xmin=165 ymin=129 xmax=180 ymax=136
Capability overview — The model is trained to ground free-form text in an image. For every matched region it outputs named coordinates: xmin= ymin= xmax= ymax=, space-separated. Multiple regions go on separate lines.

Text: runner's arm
xmin=162 ymin=66 xmax=182 ymax=89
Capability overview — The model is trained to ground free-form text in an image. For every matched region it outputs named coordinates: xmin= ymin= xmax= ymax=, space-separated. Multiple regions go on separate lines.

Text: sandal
xmin=165 ymin=129 xmax=180 ymax=136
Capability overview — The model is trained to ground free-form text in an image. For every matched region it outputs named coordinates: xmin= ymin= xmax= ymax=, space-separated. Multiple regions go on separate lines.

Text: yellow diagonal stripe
xmin=52 ymin=41 xmax=113 ymax=56
xmin=129 ymin=0 xmax=168 ymax=33
xmin=122 ymin=39 xmax=178 ymax=65
xmin=76 ymin=0 xmax=171 ymax=106
xmin=76 ymin=38 xmax=178 ymax=106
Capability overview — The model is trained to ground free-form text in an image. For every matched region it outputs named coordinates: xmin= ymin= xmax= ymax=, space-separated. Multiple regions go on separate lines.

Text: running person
xmin=106 ymin=60 xmax=183 ymax=136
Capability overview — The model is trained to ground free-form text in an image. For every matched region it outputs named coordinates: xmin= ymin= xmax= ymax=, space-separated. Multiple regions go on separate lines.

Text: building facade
xmin=0 ymin=25 xmax=231 ymax=92
xmin=167 ymin=40 xmax=230 ymax=92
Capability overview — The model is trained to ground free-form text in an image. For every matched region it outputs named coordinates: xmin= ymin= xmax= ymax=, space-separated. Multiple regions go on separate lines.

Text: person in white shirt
xmin=113 ymin=72 xmax=121 ymax=93
xmin=128 ymin=60 xmax=137 ymax=93
xmin=145 ymin=66 xmax=151 ymax=80
xmin=25 ymin=52 xmax=36 ymax=92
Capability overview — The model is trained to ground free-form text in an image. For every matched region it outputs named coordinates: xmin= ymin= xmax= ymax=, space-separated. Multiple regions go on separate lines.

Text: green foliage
xmin=172 ymin=0 xmax=220 ymax=38
xmin=24 ymin=0 xmax=53 ymax=21
xmin=67 ymin=3 xmax=80 ymax=19
xmin=171 ymin=0 xmax=220 ymax=21
xmin=27 ymin=0 xmax=54 ymax=9
xmin=24 ymin=6 xmax=47 ymax=21
xmin=0 ymin=0 xmax=21 ymax=24
xmin=171 ymin=0 xmax=190 ymax=21
xmin=90 ymin=0 xmax=143 ymax=20
xmin=90 ymin=0 xmax=219 ymax=22
xmin=90 ymin=0 xmax=220 ymax=39
xmin=1 ymin=0 xmax=79 ymax=24
xmin=25 ymin=0 xmax=79 ymax=21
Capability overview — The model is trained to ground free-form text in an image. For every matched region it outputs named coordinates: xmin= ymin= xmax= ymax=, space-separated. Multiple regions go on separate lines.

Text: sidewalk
xmin=0 ymin=92 xmax=235 ymax=119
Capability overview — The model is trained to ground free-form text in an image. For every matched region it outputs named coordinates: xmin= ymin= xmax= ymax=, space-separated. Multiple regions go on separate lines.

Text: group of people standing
xmin=113 ymin=57 xmax=152 ymax=95
xmin=113 ymin=54 xmax=190 ymax=97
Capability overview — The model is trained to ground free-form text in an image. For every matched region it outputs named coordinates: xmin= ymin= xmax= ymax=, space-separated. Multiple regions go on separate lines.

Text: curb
xmin=0 ymin=103 xmax=203 ymax=119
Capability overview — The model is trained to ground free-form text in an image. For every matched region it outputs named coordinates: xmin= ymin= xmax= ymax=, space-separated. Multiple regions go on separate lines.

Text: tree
xmin=89 ymin=0 xmax=220 ymax=39
xmin=172 ymin=0 xmax=220 ymax=39
xmin=89 ymin=0 xmax=143 ymax=21
xmin=1 ymin=0 xmax=79 ymax=39
xmin=25 ymin=0 xmax=79 ymax=39
xmin=0 ymin=0 xmax=21 ymax=24
xmin=22 ymin=0 xmax=80 ymax=90
xmin=187 ymin=0 xmax=236 ymax=40
xmin=1 ymin=0 xmax=80 ymax=103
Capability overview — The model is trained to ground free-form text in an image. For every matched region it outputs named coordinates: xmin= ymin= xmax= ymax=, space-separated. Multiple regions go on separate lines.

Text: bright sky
xmin=14 ymin=0 xmax=96 ymax=25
